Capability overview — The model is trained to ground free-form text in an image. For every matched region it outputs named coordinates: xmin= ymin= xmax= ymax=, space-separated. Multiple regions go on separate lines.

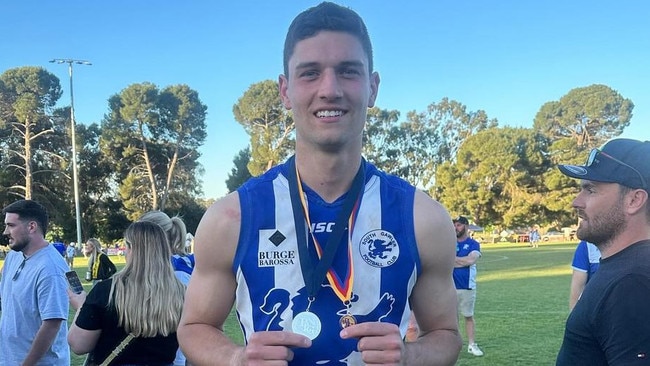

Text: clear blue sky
xmin=2 ymin=1 xmax=649 ymax=199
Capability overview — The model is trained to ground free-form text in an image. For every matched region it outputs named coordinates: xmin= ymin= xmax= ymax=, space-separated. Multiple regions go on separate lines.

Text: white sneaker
xmin=468 ymin=343 xmax=484 ymax=356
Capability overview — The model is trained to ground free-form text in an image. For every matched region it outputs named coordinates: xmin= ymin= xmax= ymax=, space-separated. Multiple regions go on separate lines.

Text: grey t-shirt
xmin=0 ymin=245 xmax=70 ymax=365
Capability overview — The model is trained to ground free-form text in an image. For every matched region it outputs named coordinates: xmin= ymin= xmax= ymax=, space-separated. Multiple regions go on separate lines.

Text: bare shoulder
xmin=413 ymin=190 xmax=456 ymax=264
xmin=194 ymin=192 xmax=241 ymax=269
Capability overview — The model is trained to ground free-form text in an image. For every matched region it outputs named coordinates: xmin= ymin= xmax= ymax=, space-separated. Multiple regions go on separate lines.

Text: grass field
xmin=1 ymin=241 xmax=576 ymax=365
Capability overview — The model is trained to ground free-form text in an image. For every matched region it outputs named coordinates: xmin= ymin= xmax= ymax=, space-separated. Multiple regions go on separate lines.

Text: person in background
xmin=66 ymin=241 xmax=76 ymax=269
xmin=68 ymin=221 xmax=185 ymax=365
xmin=568 ymin=240 xmax=601 ymax=311
xmin=453 ymin=216 xmax=484 ymax=357
xmin=0 ymin=200 xmax=70 ymax=365
xmin=52 ymin=239 xmax=66 ymax=257
xmin=185 ymin=232 xmax=194 ymax=254
xmin=139 ymin=211 xmax=195 ymax=284
xmin=139 ymin=210 xmax=194 ymax=366
xmin=529 ymin=226 xmax=541 ymax=248
xmin=178 ymin=2 xmax=461 ymax=365
xmin=556 ymin=138 xmax=650 ymax=365
xmin=84 ymin=238 xmax=117 ymax=285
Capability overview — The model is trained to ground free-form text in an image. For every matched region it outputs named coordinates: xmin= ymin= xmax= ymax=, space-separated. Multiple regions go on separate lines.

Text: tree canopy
xmin=100 ymin=82 xmax=207 ymax=219
xmin=0 ymin=67 xmax=63 ymax=200
xmin=533 ymin=84 xmax=633 ymax=148
xmin=435 ymin=127 xmax=552 ymax=228
xmin=233 ymin=80 xmax=294 ymax=175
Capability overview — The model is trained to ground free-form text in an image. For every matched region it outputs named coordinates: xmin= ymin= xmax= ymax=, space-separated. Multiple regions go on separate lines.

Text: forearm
xmin=569 ymin=290 xmax=580 ymax=311
xmin=22 ymin=320 xmax=62 ymax=365
xmin=179 ymin=323 xmax=245 ymax=366
xmin=569 ymin=272 xmax=587 ymax=311
xmin=68 ymin=307 xmax=91 ymax=354
xmin=403 ymin=328 xmax=462 ymax=366
xmin=455 ymin=257 xmax=475 ymax=267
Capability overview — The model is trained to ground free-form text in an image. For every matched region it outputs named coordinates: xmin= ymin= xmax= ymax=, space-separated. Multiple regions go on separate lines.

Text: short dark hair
xmin=283 ymin=2 xmax=373 ymax=77
xmin=2 ymin=200 xmax=49 ymax=235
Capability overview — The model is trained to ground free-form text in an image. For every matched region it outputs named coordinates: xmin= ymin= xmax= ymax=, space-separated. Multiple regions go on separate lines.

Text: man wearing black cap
xmin=453 ymin=215 xmax=484 ymax=357
xmin=556 ymin=138 xmax=650 ymax=365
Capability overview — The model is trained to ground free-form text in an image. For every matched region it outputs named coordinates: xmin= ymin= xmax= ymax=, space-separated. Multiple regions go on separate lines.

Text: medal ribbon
xmin=288 ymin=156 xmax=365 ymax=304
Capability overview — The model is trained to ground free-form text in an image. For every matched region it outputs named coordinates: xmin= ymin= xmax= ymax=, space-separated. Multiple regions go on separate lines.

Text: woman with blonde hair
xmin=138 ymin=210 xmax=194 ymax=365
xmin=68 ymin=221 xmax=185 ymax=365
xmin=138 ymin=211 xmax=195 ymax=283
xmin=83 ymin=238 xmax=116 ymax=285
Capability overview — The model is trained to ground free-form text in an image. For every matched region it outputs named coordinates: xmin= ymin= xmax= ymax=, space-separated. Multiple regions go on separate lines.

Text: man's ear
xmin=279 ymin=74 xmax=292 ymax=110
xmin=626 ymin=189 xmax=649 ymax=215
xmin=28 ymin=221 xmax=38 ymax=234
xmin=367 ymin=71 xmax=380 ymax=108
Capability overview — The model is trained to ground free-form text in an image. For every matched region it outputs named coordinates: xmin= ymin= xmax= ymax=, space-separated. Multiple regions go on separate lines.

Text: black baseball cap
xmin=558 ymin=138 xmax=650 ymax=191
xmin=453 ymin=216 xmax=469 ymax=225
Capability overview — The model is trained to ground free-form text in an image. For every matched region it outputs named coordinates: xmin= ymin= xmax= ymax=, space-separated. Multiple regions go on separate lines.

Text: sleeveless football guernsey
xmin=234 ymin=158 xmax=419 ymax=365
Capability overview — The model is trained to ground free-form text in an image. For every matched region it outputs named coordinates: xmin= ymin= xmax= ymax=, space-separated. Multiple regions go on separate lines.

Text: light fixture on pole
xmin=49 ymin=58 xmax=91 ymax=247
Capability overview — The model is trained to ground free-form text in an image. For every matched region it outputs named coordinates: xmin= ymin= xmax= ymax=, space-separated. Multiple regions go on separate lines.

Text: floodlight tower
xmin=49 ymin=58 xmax=92 ymax=247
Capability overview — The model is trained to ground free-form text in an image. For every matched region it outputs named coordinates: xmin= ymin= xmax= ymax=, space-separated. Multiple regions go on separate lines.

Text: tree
xmin=435 ymin=127 xmax=552 ymax=228
xmin=406 ymin=98 xmax=498 ymax=167
xmin=100 ymin=82 xmax=207 ymax=219
xmin=362 ymin=100 xmax=497 ymax=192
xmin=0 ymin=67 xmax=63 ymax=199
xmin=75 ymin=121 xmax=129 ymax=241
xmin=157 ymin=84 xmax=208 ymax=209
xmin=233 ymin=80 xmax=294 ymax=176
xmin=363 ymin=107 xmax=401 ymax=172
xmin=363 ymin=107 xmax=440 ymax=189
xmin=533 ymin=84 xmax=633 ymax=149
xmin=226 ymin=147 xmax=253 ymax=193
xmin=532 ymin=84 xmax=634 ymax=228
xmin=423 ymin=98 xmax=498 ymax=164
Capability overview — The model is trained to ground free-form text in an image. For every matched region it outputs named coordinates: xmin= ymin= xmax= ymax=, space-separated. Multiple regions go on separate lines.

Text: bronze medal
xmin=339 ymin=314 xmax=357 ymax=328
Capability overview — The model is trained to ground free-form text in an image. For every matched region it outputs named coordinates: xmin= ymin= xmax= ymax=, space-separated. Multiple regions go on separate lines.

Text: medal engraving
xmin=339 ymin=314 xmax=357 ymax=328
xmin=292 ymin=311 xmax=321 ymax=340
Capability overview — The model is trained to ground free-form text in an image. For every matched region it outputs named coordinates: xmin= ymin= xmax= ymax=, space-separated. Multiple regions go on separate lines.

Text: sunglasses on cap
xmin=587 ymin=148 xmax=647 ymax=190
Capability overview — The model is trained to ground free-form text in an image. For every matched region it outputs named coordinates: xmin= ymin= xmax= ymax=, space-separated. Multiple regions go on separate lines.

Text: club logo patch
xmin=359 ymin=230 xmax=399 ymax=268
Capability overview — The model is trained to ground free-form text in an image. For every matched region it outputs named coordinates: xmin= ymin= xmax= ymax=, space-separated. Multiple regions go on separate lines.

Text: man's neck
xmin=294 ymin=149 xmax=362 ymax=203
xmin=22 ymin=237 xmax=48 ymax=257
xmin=457 ymin=234 xmax=469 ymax=242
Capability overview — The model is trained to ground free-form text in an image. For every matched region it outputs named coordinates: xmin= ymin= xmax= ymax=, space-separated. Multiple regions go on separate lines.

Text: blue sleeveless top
xmin=235 ymin=159 xmax=419 ymax=365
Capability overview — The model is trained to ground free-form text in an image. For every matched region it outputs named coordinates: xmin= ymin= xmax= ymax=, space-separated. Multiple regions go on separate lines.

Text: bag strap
xmin=98 ymin=333 xmax=135 ymax=366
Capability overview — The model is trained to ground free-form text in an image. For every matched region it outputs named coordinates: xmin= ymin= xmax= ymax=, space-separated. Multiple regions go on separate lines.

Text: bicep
xmin=409 ymin=191 xmax=458 ymax=333
xmin=181 ymin=194 xmax=241 ymax=329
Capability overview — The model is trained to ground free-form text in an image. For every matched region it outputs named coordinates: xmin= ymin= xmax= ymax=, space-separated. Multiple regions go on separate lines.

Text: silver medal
xmin=292 ymin=311 xmax=321 ymax=340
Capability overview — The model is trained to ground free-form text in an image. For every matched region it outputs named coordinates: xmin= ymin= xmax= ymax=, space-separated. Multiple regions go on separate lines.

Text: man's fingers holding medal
xmin=340 ymin=322 xmax=404 ymax=364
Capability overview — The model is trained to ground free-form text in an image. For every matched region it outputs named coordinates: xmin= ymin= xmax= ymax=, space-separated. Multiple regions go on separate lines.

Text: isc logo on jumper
xmin=359 ymin=230 xmax=399 ymax=268
xmin=311 ymin=222 xmax=335 ymax=233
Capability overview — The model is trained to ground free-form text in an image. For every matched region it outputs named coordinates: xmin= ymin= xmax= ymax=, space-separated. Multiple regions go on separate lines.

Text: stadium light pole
xmin=49 ymin=58 xmax=91 ymax=247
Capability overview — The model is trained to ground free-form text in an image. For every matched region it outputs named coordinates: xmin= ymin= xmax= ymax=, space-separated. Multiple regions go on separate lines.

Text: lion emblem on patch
xmin=359 ymin=230 xmax=399 ymax=268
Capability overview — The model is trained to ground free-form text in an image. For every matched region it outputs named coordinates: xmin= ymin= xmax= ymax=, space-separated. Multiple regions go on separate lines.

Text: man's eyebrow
xmin=337 ymin=60 xmax=365 ymax=68
xmin=580 ymin=181 xmax=596 ymax=189
xmin=294 ymin=61 xmax=320 ymax=70
xmin=294 ymin=60 xmax=366 ymax=70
